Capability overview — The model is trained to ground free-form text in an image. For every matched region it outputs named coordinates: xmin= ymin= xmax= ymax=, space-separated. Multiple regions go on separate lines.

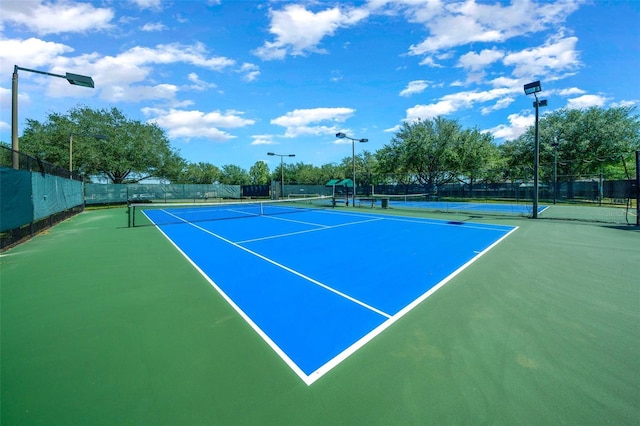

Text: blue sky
xmin=1 ymin=0 xmax=638 ymax=172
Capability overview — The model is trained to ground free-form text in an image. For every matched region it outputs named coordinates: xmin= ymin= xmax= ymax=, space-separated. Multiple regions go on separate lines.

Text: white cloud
xmin=115 ymin=42 xmax=235 ymax=72
xmin=0 ymin=84 xmax=29 ymax=112
xmin=0 ymin=87 xmax=10 ymax=128
xmin=254 ymin=4 xmax=369 ymax=60
xmin=611 ymin=100 xmax=638 ymax=108
xmin=141 ymin=22 xmax=167 ymax=32
xmin=142 ymin=108 xmax=255 ymax=141
xmin=480 ymin=96 xmax=515 ymax=115
xmin=0 ymin=87 xmax=9 ymax=110
xmin=238 ymin=63 xmax=260 ymax=82
xmin=457 ymin=48 xmax=504 ymax=71
xmin=407 ymin=0 xmax=581 ymax=56
xmin=502 ymin=35 xmax=580 ymax=79
xmin=83 ymin=42 xmax=233 ymax=102
xmin=406 ymin=100 xmax=458 ymax=120
xmin=0 ymin=37 xmax=239 ymax=104
xmin=271 ymin=107 xmax=354 ymax=127
xmin=487 ymin=112 xmax=534 ymax=141
xmin=384 ymin=124 xmax=402 ymax=134
xmin=418 ymin=56 xmax=444 ymax=68
xmin=186 ymin=73 xmax=219 ymax=92
xmin=271 ymin=107 xmax=355 ymax=137
xmin=250 ymin=135 xmax=276 ymax=145
xmin=0 ymin=0 xmax=114 ymax=35
xmin=557 ymin=87 xmax=586 ymax=96
xmin=102 ymin=84 xmax=179 ymax=103
xmin=129 ymin=0 xmax=163 ymax=10
xmin=400 ymin=80 xmax=430 ymax=97
xmin=0 ymin=38 xmax=74 ymax=75
xmin=406 ymin=86 xmax=518 ymax=120
xmin=488 ymin=76 xmax=520 ymax=88
xmin=566 ymin=94 xmax=608 ymax=109
xmin=0 ymin=37 xmax=100 ymax=100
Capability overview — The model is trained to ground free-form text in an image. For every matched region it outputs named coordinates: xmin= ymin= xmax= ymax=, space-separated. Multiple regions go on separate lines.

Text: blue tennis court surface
xmin=143 ymin=204 xmax=517 ymax=385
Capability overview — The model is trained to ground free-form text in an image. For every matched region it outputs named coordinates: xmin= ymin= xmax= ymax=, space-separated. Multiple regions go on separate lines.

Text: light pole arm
xmin=14 ymin=65 xmax=66 ymax=80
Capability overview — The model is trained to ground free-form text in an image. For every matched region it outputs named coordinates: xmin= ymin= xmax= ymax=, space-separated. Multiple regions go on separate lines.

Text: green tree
xmin=219 ymin=164 xmax=250 ymax=185
xmin=19 ymin=106 xmax=184 ymax=183
xmin=289 ymin=162 xmax=315 ymax=184
xmin=160 ymin=155 xmax=189 ymax=183
xmin=498 ymin=138 xmax=531 ymax=182
xmin=452 ymin=128 xmax=499 ymax=193
xmin=249 ymin=161 xmax=271 ymax=184
xmin=336 ymin=151 xmax=377 ymax=191
xmin=376 ymin=117 xmax=462 ymax=187
xmin=270 ymin=162 xmax=298 ymax=186
xmin=506 ymin=106 xmax=640 ymax=182
xmin=178 ymin=162 xmax=221 ymax=184
xmin=317 ymin=163 xmax=342 ymax=183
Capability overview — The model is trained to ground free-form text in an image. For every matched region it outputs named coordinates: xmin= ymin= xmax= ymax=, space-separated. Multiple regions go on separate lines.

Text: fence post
xmin=636 ymin=151 xmax=640 ymax=226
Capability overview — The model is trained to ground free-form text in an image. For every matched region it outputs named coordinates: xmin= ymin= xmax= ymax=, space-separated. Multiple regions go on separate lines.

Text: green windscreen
xmin=0 ymin=168 xmax=33 ymax=232
xmin=31 ymin=173 xmax=84 ymax=221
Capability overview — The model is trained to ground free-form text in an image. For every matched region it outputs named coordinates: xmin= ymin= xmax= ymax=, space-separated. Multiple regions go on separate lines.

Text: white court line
xmin=237 ymin=216 xmax=384 ymax=244
xmin=159 ymin=209 xmax=392 ymax=320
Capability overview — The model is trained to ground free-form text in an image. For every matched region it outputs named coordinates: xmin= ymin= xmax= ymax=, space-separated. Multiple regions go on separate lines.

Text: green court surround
xmin=1 ymin=207 xmax=638 ymax=425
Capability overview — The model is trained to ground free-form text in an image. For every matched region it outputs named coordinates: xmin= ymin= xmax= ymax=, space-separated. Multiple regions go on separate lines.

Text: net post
xmin=127 ymin=201 xmax=131 ymax=228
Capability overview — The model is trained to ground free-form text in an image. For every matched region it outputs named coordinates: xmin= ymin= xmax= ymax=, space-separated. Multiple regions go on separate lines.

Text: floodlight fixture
xmin=524 ymin=80 xmax=542 ymax=95
xmin=65 ymin=72 xmax=95 ymax=88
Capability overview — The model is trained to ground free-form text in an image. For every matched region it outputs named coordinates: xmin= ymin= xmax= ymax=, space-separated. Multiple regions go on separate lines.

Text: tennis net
xmin=127 ymin=196 xmax=333 ymax=227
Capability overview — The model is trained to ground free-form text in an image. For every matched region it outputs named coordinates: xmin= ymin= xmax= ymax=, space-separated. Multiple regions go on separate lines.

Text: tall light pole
xmin=11 ymin=65 xmax=94 ymax=169
xmin=268 ymin=152 xmax=295 ymax=199
xmin=524 ymin=80 xmax=547 ymax=218
xmin=336 ymin=132 xmax=368 ymax=207
xmin=636 ymin=151 xmax=640 ymax=226
xmin=551 ymin=137 xmax=560 ymax=204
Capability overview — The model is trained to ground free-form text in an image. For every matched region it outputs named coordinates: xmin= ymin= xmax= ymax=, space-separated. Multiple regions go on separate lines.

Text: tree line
xmin=7 ymin=105 xmax=639 ymax=186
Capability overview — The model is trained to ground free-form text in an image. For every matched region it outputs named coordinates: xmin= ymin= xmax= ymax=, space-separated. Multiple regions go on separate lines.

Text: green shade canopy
xmin=325 ymin=178 xmax=353 ymax=187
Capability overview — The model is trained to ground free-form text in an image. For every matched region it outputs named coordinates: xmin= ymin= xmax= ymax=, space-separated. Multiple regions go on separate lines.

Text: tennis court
xmin=137 ymin=199 xmax=516 ymax=384
xmin=2 ymin=203 xmax=638 ymax=425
